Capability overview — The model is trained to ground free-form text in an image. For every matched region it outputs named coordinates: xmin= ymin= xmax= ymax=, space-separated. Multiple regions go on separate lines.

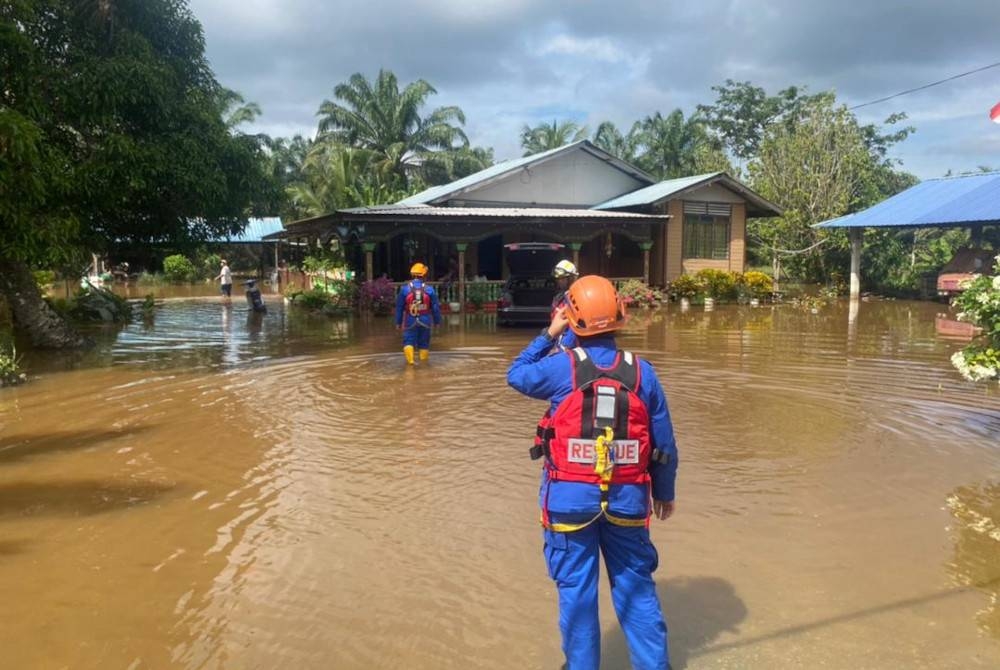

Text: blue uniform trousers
xmin=401 ymin=322 xmax=431 ymax=349
xmin=543 ymin=519 xmax=668 ymax=670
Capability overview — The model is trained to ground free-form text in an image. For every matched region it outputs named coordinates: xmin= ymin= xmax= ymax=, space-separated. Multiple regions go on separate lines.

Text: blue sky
xmin=188 ymin=0 xmax=1000 ymax=179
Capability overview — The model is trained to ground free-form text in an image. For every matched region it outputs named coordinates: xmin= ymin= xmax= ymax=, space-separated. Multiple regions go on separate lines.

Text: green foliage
xmin=694 ymin=269 xmax=738 ymax=300
xmin=617 ymin=279 xmax=665 ymax=309
xmin=951 ymin=256 xmax=1000 ymax=383
xmin=317 ymin=69 xmax=469 ymax=184
xmin=52 ymin=284 xmax=133 ymax=323
xmin=0 ymin=342 xmax=26 ymax=387
xmin=520 ymin=119 xmax=588 ymax=155
xmin=194 ymin=251 xmax=223 ymax=280
xmin=466 ymin=282 xmax=492 ymax=309
xmin=0 ymin=0 xmax=277 ymax=270
xmin=33 ymin=270 xmax=56 ymax=290
xmin=667 ymin=274 xmax=703 ymax=300
xmin=589 ymin=111 xmax=733 ymax=179
xmin=737 ymin=271 xmax=774 ymax=300
xmin=163 ymin=255 xmax=197 ymax=283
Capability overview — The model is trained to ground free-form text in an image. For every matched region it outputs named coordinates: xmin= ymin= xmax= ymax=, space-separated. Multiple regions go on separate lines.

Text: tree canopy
xmin=0 ymin=0 xmax=277 ymax=268
xmin=317 ymin=69 xmax=470 ymax=183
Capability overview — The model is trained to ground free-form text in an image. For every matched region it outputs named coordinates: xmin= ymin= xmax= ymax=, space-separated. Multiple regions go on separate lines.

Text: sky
xmin=187 ymin=0 xmax=1000 ymax=180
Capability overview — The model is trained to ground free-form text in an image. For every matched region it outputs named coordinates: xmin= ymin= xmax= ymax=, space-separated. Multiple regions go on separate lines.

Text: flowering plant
xmin=667 ymin=274 xmax=703 ymax=300
xmin=359 ymin=277 xmax=395 ymax=315
xmin=951 ymin=254 xmax=1000 ymax=383
xmin=617 ymin=279 xmax=665 ymax=309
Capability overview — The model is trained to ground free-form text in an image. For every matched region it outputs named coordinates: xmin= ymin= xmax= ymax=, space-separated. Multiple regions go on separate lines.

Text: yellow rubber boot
xmin=419 ymin=349 xmax=429 ymax=362
xmin=403 ymin=345 xmax=415 ymax=365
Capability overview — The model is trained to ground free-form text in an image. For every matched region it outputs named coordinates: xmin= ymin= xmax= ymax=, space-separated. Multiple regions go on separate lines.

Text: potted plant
xmin=695 ymin=269 xmax=737 ymax=308
xmin=668 ymin=274 xmax=703 ymax=310
xmin=738 ymin=271 xmax=774 ymax=306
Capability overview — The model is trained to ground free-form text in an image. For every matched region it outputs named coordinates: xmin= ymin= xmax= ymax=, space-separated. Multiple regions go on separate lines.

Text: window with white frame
xmin=682 ymin=202 xmax=731 ymax=260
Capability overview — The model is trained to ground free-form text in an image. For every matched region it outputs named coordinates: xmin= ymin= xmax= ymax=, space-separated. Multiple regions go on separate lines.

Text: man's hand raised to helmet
xmin=547 ymin=306 xmax=569 ymax=340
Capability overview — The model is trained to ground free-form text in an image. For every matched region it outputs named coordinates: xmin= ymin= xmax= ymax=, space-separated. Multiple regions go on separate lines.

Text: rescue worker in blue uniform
xmin=507 ymin=275 xmax=678 ymax=670
xmin=395 ymin=262 xmax=442 ymax=364
xmin=550 ymin=259 xmax=579 ymax=352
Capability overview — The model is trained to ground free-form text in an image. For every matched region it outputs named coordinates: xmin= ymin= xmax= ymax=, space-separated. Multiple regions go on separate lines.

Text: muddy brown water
xmin=2 ymin=298 xmax=998 ymax=669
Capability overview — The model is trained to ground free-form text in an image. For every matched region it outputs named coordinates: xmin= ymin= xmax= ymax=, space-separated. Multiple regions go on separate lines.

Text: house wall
xmin=450 ymin=149 xmax=647 ymax=208
xmin=665 ymin=198 xmax=749 ymax=280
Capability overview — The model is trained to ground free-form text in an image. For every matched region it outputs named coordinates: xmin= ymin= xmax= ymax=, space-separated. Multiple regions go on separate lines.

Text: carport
xmin=816 ymin=172 xmax=1000 ymax=298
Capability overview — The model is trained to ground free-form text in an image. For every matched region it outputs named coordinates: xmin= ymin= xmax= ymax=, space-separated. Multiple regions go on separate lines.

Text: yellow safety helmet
xmin=553 ymin=260 xmax=579 ymax=279
xmin=410 ymin=262 xmax=428 ymax=277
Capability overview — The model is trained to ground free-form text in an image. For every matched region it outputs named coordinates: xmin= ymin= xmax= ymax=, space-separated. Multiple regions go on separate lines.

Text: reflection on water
xmin=1 ymin=298 xmax=999 ymax=669
xmin=947 ymin=482 xmax=1000 ymax=637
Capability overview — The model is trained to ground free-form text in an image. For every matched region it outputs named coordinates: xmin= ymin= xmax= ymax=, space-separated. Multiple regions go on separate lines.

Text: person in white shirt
xmin=214 ymin=259 xmax=233 ymax=297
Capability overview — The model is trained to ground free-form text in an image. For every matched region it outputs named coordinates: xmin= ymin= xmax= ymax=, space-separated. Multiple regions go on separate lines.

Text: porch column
xmin=362 ymin=242 xmax=376 ymax=282
xmin=849 ymin=228 xmax=863 ymax=300
xmin=639 ymin=241 xmax=653 ymax=285
xmin=456 ymin=242 xmax=468 ymax=311
xmin=569 ymin=242 xmax=583 ymax=268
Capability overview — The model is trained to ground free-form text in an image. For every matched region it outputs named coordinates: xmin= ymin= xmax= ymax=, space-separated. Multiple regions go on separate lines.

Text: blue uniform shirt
xmin=507 ymin=334 xmax=678 ymax=522
xmin=395 ymin=280 xmax=442 ymax=328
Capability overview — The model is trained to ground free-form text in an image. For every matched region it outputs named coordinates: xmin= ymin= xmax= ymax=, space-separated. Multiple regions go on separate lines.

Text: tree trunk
xmin=0 ymin=255 xmax=92 ymax=348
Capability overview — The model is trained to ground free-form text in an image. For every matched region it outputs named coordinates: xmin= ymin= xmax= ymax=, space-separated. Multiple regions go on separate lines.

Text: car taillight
xmin=498 ymin=296 xmax=511 ymax=308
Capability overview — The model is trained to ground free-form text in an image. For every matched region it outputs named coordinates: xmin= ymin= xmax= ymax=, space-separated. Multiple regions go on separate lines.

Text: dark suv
xmin=497 ymin=242 xmax=566 ymax=326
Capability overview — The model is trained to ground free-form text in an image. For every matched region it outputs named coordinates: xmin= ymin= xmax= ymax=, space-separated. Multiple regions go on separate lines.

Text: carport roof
xmin=816 ymin=172 xmax=1000 ymax=228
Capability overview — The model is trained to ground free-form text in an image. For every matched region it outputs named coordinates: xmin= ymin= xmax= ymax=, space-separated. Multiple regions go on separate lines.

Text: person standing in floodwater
xmin=395 ymin=262 xmax=441 ymax=365
xmin=214 ymin=259 xmax=232 ymax=298
xmin=550 ymin=259 xmax=579 ymax=352
xmin=507 ymin=275 xmax=678 ymax=670
xmin=244 ymin=279 xmax=266 ymax=313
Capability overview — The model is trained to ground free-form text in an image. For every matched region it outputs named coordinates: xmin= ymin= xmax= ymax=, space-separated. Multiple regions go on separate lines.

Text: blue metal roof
xmin=224 ymin=217 xmax=284 ymax=242
xmin=593 ymin=173 xmax=722 ymax=209
xmin=817 ymin=172 xmax=1000 ymax=228
xmin=594 ymin=172 xmax=782 ymax=217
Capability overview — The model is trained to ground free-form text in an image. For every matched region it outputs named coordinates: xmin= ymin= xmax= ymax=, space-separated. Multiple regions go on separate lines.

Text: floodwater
xmin=2 ymin=297 xmax=999 ymax=669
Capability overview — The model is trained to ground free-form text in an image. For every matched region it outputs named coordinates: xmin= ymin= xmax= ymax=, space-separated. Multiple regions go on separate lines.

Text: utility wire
xmin=849 ymin=60 xmax=1000 ymax=110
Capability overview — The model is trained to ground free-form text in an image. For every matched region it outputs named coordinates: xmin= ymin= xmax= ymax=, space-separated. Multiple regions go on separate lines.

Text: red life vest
xmin=537 ymin=348 xmax=652 ymax=486
xmin=405 ymin=280 xmax=431 ymax=317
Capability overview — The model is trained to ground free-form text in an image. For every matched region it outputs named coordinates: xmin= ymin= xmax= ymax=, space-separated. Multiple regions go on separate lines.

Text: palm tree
xmin=519 ymin=119 xmax=588 ymax=156
xmin=635 ymin=110 xmax=730 ymax=179
xmin=285 ymin=142 xmax=411 ymax=219
xmin=592 ymin=121 xmax=644 ymax=164
xmin=316 ymin=70 xmax=468 ymax=183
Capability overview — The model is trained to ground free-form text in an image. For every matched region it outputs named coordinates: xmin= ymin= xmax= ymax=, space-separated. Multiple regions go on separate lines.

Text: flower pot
xmin=448 ymin=301 xmax=461 ymax=313
xmin=679 ymin=297 xmax=690 ymax=310
xmin=704 ymin=297 xmax=715 ymax=310
xmin=749 ymin=298 xmax=760 ymax=307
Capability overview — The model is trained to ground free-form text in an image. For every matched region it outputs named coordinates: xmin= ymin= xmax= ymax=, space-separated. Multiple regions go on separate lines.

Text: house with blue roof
xmin=269 ymin=140 xmax=781 ymax=287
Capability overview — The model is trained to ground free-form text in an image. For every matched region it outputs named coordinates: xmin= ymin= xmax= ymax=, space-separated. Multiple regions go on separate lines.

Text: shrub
xmin=617 ymin=279 xmax=665 ymax=309
xmin=667 ymin=274 xmax=703 ymax=300
xmin=737 ymin=271 xmax=774 ymax=300
xmin=292 ymin=288 xmax=334 ymax=310
xmin=33 ymin=270 xmax=56 ymax=289
xmin=195 ymin=251 xmax=222 ymax=279
xmin=0 ymin=343 xmax=26 ymax=387
xmin=163 ymin=254 xmax=196 ymax=282
xmin=359 ymin=277 xmax=396 ymax=315
xmin=951 ymin=255 xmax=1000 ymax=383
xmin=694 ymin=269 xmax=738 ymax=300
xmin=467 ymin=282 xmax=492 ymax=309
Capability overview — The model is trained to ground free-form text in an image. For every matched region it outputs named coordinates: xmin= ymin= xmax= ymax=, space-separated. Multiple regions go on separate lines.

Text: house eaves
xmin=594 ymin=172 xmax=783 ymax=218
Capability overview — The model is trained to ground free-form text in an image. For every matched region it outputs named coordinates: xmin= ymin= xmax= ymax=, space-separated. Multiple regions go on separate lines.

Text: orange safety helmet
xmin=563 ymin=275 xmax=627 ymax=337
xmin=410 ymin=262 xmax=428 ymax=277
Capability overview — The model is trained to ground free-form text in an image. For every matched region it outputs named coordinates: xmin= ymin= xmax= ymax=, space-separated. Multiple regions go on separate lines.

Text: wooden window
xmin=682 ymin=202 xmax=731 ymax=260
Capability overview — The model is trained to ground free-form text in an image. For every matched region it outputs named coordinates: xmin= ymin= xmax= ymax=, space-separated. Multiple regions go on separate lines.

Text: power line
xmin=849 ymin=60 xmax=1000 ymax=110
